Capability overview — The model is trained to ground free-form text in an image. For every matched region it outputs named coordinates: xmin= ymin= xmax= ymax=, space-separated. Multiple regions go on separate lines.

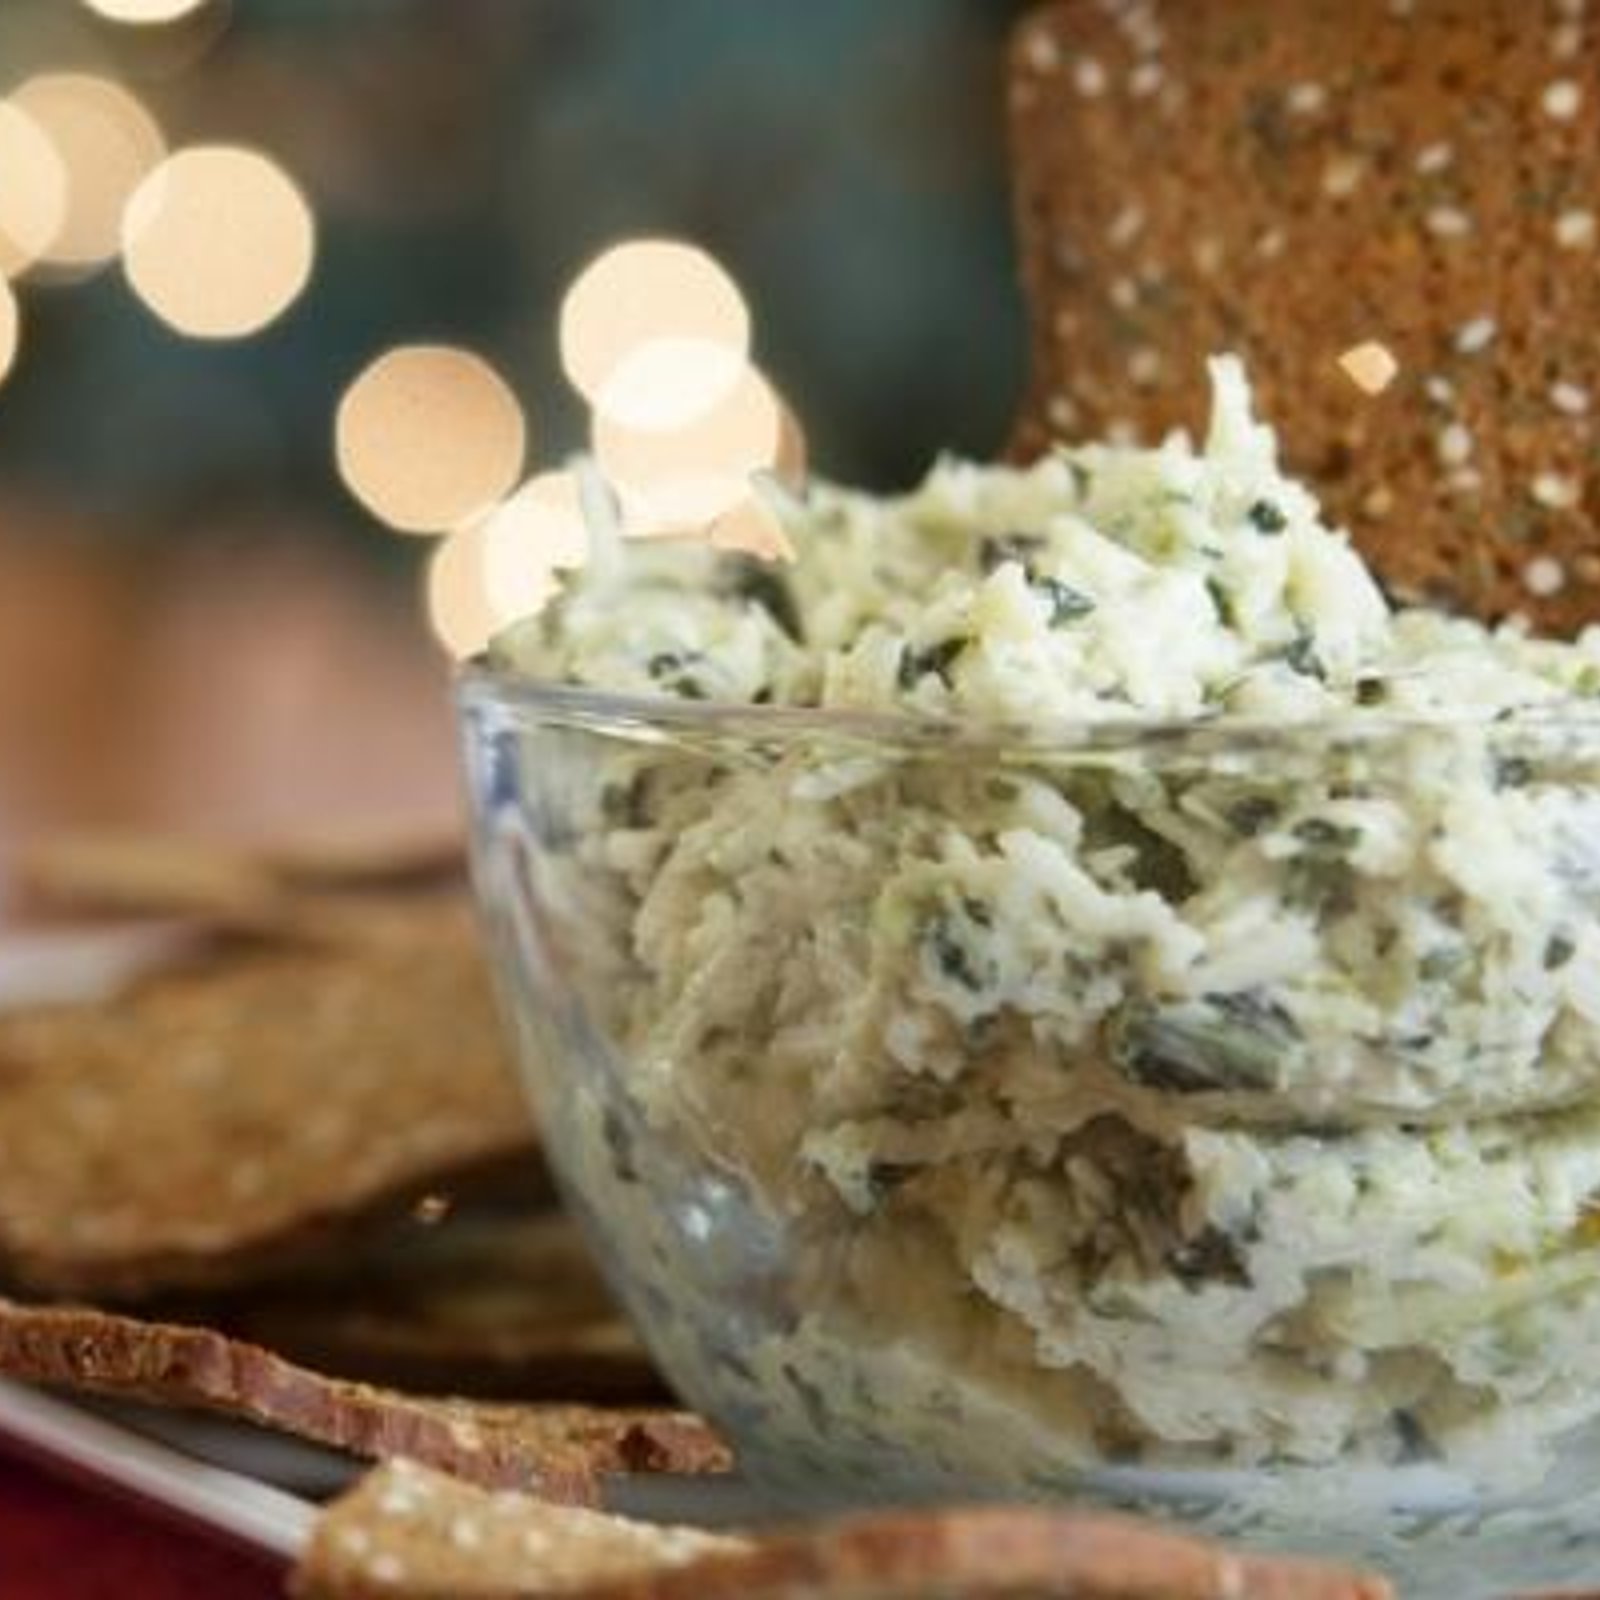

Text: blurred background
xmin=0 ymin=0 xmax=1030 ymax=847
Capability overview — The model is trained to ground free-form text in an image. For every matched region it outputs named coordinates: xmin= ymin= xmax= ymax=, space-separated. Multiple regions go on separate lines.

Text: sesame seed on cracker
xmin=1525 ymin=556 xmax=1568 ymax=598
xmin=1542 ymin=79 xmax=1583 ymax=119
xmin=1339 ymin=341 xmax=1400 ymax=396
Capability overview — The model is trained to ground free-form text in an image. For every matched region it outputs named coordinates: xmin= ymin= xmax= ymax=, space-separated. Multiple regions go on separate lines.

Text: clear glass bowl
xmin=458 ymin=669 xmax=1600 ymax=1597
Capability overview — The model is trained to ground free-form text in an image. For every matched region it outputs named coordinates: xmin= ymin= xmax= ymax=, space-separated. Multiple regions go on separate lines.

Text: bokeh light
xmin=560 ymin=239 xmax=749 ymax=409
xmin=775 ymin=397 xmax=808 ymax=484
xmin=593 ymin=335 xmax=748 ymax=432
xmin=335 ymin=345 xmax=527 ymax=535
xmin=628 ymin=474 xmax=757 ymax=538
xmin=425 ymin=523 xmax=499 ymax=661
xmin=122 ymin=145 xmax=315 ymax=337
xmin=0 ymin=279 xmax=20 ymax=390
xmin=425 ymin=472 xmax=595 ymax=658
xmin=82 ymin=0 xmax=210 ymax=21
xmin=0 ymin=101 xmax=68 ymax=278
xmin=12 ymin=74 xmax=165 ymax=271
xmin=480 ymin=472 xmax=590 ymax=623
xmin=708 ymin=494 xmax=796 ymax=563
xmin=596 ymin=364 xmax=783 ymax=527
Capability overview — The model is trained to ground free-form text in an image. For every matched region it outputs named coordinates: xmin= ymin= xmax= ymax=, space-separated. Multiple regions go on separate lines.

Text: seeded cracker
xmin=295 ymin=1462 xmax=741 ymax=1600
xmin=0 ymin=861 xmax=534 ymax=1297
xmin=295 ymin=1462 xmax=1388 ymax=1600
xmin=1008 ymin=0 xmax=1600 ymax=631
xmin=0 ymin=1300 xmax=729 ymax=1502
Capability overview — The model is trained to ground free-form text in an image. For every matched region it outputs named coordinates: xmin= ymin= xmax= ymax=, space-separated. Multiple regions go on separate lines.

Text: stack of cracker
xmin=0 ymin=836 xmax=530 ymax=1296
xmin=0 ymin=834 xmax=724 ymax=1495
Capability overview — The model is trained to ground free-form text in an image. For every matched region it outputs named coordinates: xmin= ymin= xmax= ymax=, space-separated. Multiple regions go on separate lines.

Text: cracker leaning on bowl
xmin=1008 ymin=0 xmax=1599 ymax=630
xmin=0 ymin=834 xmax=535 ymax=1297
xmin=294 ymin=1461 xmax=1389 ymax=1600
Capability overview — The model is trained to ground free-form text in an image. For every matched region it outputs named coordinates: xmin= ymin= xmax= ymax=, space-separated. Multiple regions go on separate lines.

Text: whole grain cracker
xmin=0 ymin=891 xmax=534 ymax=1297
xmin=0 ymin=1301 xmax=728 ymax=1503
xmin=16 ymin=831 xmax=465 ymax=944
xmin=1009 ymin=0 xmax=1600 ymax=631
xmin=16 ymin=835 xmax=295 ymax=933
xmin=295 ymin=1462 xmax=1388 ymax=1600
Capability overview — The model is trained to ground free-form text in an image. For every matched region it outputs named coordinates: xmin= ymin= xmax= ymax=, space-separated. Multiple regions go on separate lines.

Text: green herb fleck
xmin=1286 ymin=819 xmax=1361 ymax=915
xmin=1035 ymin=576 xmax=1096 ymax=627
xmin=1294 ymin=819 xmax=1356 ymax=851
xmin=926 ymin=913 xmax=986 ymax=992
xmin=1113 ymin=992 xmax=1298 ymax=1095
xmin=1226 ymin=795 xmax=1281 ymax=837
xmin=1287 ymin=858 xmax=1355 ymax=914
xmin=727 ymin=564 xmax=803 ymax=642
xmin=1206 ymin=574 xmax=1236 ymax=628
xmin=1090 ymin=803 xmax=1197 ymax=899
xmin=1546 ymin=934 xmax=1577 ymax=970
xmin=1248 ymin=499 xmax=1288 ymax=534
xmin=1420 ymin=946 xmax=1469 ymax=982
xmin=1355 ymin=677 xmax=1388 ymax=706
xmin=1493 ymin=754 xmax=1535 ymax=789
xmin=1167 ymin=1227 xmax=1252 ymax=1290
xmin=961 ymin=897 xmax=994 ymax=928
xmin=898 ymin=636 xmax=970 ymax=689
xmin=1283 ymin=634 xmax=1326 ymax=680
xmin=646 ymin=651 xmax=709 ymax=700
xmin=1293 ymin=818 xmax=1362 ymax=851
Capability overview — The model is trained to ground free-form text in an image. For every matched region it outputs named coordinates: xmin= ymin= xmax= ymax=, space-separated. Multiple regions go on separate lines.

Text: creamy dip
xmin=491 ymin=360 xmax=1600 ymax=1490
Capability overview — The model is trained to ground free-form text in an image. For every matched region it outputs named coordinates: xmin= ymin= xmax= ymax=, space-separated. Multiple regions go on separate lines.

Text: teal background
xmin=0 ymin=0 xmax=1031 ymax=546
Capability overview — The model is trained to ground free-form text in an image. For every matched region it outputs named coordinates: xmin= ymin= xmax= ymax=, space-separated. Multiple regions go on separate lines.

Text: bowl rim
xmin=455 ymin=662 xmax=1600 ymax=757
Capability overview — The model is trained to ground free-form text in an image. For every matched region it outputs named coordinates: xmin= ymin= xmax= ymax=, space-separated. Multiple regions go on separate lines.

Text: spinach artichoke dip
xmin=490 ymin=360 xmax=1600 ymax=1498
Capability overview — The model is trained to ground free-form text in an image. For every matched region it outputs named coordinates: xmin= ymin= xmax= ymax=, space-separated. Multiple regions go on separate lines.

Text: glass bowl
xmin=457 ymin=668 xmax=1600 ymax=1596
